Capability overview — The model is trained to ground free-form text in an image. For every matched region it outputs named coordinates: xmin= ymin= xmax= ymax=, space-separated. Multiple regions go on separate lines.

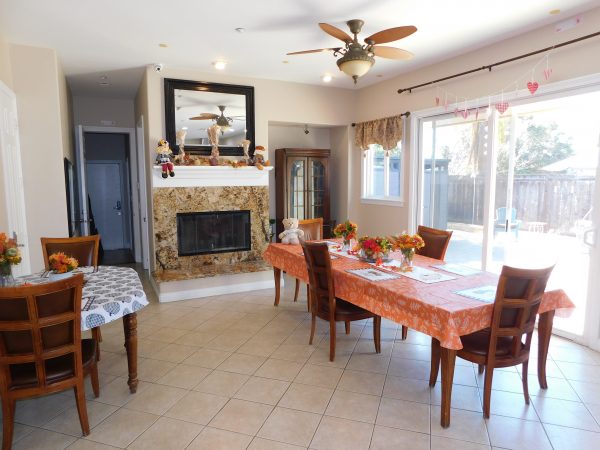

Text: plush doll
xmin=253 ymin=145 xmax=270 ymax=170
xmin=278 ymin=218 xmax=305 ymax=245
xmin=156 ymin=139 xmax=175 ymax=178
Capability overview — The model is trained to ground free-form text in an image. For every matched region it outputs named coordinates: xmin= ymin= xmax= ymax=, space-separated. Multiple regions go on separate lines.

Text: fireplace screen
xmin=177 ymin=210 xmax=251 ymax=256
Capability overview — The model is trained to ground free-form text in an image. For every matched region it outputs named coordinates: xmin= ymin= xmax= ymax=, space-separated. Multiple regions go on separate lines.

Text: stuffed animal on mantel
xmin=278 ymin=218 xmax=305 ymax=245
xmin=156 ymin=139 xmax=175 ymax=178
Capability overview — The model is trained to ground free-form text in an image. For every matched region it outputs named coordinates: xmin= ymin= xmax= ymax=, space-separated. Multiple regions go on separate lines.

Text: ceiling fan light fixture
xmin=337 ymin=51 xmax=374 ymax=83
xmin=212 ymin=60 xmax=227 ymax=70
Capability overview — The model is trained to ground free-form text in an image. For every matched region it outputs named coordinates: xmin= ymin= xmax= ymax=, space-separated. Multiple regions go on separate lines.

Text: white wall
xmin=0 ymin=33 xmax=12 ymax=232
xmin=73 ymin=96 xmax=135 ymax=128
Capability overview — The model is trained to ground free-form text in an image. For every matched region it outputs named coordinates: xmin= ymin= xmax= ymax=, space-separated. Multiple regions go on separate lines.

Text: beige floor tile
xmin=475 ymin=369 xmax=523 ymax=393
xmin=376 ymin=397 xmax=430 ymax=433
xmin=257 ymin=407 xmax=321 ymax=447
xmin=186 ymin=426 xmax=253 ymax=450
xmin=271 ymin=344 xmax=315 ymax=363
xmin=432 ymin=384 xmax=482 ymax=413
xmin=174 ymin=331 xmax=215 ymax=347
xmin=585 ymin=401 xmax=600 ymax=423
xmin=307 ymin=346 xmax=352 ymax=368
xmin=479 ymin=389 xmax=538 ymax=421
xmin=294 ymin=364 xmax=343 ymax=389
xmin=218 ymin=353 xmax=267 ymax=375
xmin=248 ymin=437 xmax=305 ymax=449
xmin=165 ymin=391 xmax=229 ymax=425
xmin=431 ymin=407 xmax=488 ymax=445
xmin=391 ymin=343 xmax=431 ymax=361
xmin=84 ymin=408 xmax=158 ymax=448
xmin=98 ymin=352 xmax=130 ymax=377
xmin=137 ymin=357 xmax=178 ymax=382
xmin=337 ymin=369 xmax=385 ymax=396
xmin=14 ymin=393 xmax=75 ymax=427
xmin=486 ymin=414 xmax=551 ymax=449
xmin=569 ymin=379 xmax=600 ymax=403
xmin=310 ymin=416 xmax=374 ymax=450
xmin=532 ymin=396 xmax=600 ymax=431
xmin=2 ymin=423 xmax=36 ymax=447
xmin=236 ymin=338 xmax=281 ymax=357
xmin=185 ymin=348 xmax=232 ymax=369
xmin=124 ymin=383 xmax=187 ymax=415
xmin=430 ymin=435 xmax=492 ymax=450
xmin=544 ymin=423 xmax=600 ymax=450
xmin=278 ymin=382 xmax=334 ymax=414
xmin=128 ymin=416 xmax=203 ymax=450
xmin=528 ymin=376 xmax=580 ymax=401
xmin=383 ymin=375 xmax=430 ymax=404
xmin=144 ymin=326 xmax=188 ymax=343
xmin=345 ymin=352 xmax=391 ymax=374
xmin=550 ymin=346 xmax=600 ymax=365
xmin=254 ymin=358 xmax=304 ymax=382
xmin=93 ymin=376 xmax=149 ymax=407
xmin=137 ymin=339 xmax=169 ymax=358
xmin=209 ymin=399 xmax=274 ymax=435
xmin=194 ymin=370 xmax=250 ymax=396
xmin=387 ymin=358 xmax=431 ymax=380
xmin=12 ymin=429 xmax=77 ymax=450
xmin=155 ymin=364 xmax=211 ymax=389
xmin=43 ymin=400 xmax=118 ymax=436
xmin=205 ymin=330 xmax=253 ymax=352
xmin=65 ymin=440 xmax=121 ymax=449
xmin=234 ymin=376 xmax=290 ymax=405
xmin=149 ymin=343 xmax=197 ymax=363
xmin=325 ymin=389 xmax=381 ymax=423
xmin=370 ymin=425 xmax=430 ymax=450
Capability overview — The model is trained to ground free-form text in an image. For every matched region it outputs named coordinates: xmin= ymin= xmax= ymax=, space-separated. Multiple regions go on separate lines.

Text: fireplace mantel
xmin=153 ymin=165 xmax=273 ymax=188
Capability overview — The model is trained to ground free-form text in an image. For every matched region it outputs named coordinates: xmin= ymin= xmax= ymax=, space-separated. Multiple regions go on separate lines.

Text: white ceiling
xmin=1 ymin=0 xmax=598 ymax=97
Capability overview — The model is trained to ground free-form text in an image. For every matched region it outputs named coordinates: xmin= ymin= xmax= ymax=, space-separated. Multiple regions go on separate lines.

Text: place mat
xmin=397 ymin=266 xmax=457 ymax=284
xmin=346 ymin=268 xmax=400 ymax=281
xmin=431 ymin=263 xmax=482 ymax=276
xmin=455 ymin=285 xmax=497 ymax=303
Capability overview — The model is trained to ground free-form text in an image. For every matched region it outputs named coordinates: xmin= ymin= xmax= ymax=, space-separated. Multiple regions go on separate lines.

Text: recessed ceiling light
xmin=213 ymin=60 xmax=227 ymax=70
xmin=235 ymin=27 xmax=245 ymax=33
xmin=282 ymin=60 xmax=289 ymax=64
xmin=322 ymin=74 xmax=333 ymax=83
xmin=99 ymin=81 xmax=110 ymax=87
xmin=549 ymin=9 xmax=560 ymax=14
xmin=159 ymin=43 xmax=168 ymax=48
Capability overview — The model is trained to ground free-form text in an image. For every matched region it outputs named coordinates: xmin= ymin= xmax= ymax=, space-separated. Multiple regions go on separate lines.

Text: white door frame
xmin=136 ymin=116 xmax=150 ymax=270
xmin=0 ymin=81 xmax=31 ymax=276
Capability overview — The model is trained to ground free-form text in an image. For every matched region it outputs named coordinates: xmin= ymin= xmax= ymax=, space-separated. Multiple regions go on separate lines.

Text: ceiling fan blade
xmin=319 ymin=23 xmax=353 ymax=43
xmin=372 ymin=46 xmax=414 ymax=60
xmin=287 ymin=47 xmax=340 ymax=55
xmin=365 ymin=25 xmax=417 ymax=44
xmin=189 ymin=113 xmax=219 ymax=120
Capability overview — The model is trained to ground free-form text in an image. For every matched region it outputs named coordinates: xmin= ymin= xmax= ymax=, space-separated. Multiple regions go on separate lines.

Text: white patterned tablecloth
xmin=17 ymin=266 xmax=149 ymax=331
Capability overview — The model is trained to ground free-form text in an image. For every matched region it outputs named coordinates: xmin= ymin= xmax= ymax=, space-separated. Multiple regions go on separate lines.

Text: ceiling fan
xmin=189 ymin=105 xmax=244 ymax=133
xmin=287 ymin=19 xmax=417 ymax=83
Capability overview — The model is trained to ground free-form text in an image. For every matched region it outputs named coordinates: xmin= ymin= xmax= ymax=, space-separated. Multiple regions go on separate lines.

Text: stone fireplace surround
xmin=151 ymin=165 xmax=275 ymax=302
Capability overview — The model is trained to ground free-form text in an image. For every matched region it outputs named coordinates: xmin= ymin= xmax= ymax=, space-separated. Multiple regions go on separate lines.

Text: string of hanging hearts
xmin=433 ymin=51 xmax=554 ymax=120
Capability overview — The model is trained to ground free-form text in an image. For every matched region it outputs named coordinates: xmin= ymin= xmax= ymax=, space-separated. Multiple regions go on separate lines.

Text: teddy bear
xmin=253 ymin=145 xmax=270 ymax=170
xmin=156 ymin=139 xmax=175 ymax=178
xmin=278 ymin=218 xmax=305 ymax=245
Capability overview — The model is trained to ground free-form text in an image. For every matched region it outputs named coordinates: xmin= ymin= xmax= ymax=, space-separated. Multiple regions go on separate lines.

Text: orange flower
xmin=48 ymin=252 xmax=79 ymax=273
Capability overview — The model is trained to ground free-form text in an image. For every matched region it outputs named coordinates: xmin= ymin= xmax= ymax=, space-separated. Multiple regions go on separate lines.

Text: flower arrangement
xmin=48 ymin=252 xmax=79 ymax=274
xmin=355 ymin=236 xmax=393 ymax=265
xmin=0 ymin=232 xmax=21 ymax=286
xmin=334 ymin=220 xmax=358 ymax=241
xmin=391 ymin=232 xmax=425 ymax=271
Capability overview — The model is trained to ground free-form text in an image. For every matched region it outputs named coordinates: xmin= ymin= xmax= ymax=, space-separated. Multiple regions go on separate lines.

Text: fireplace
xmin=177 ymin=210 xmax=251 ymax=256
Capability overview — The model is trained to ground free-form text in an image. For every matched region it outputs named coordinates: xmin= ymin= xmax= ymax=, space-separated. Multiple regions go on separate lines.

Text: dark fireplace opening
xmin=177 ymin=210 xmax=251 ymax=256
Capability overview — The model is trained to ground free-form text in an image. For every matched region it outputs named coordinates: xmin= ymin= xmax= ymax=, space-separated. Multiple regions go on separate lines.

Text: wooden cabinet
xmin=275 ymin=148 xmax=331 ymax=240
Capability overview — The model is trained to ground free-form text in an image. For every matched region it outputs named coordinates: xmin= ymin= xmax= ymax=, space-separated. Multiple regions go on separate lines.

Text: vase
xmin=342 ymin=238 xmax=351 ymax=252
xmin=359 ymin=249 xmax=390 ymax=263
xmin=49 ymin=271 xmax=74 ymax=282
xmin=400 ymin=248 xmax=415 ymax=272
xmin=0 ymin=261 xmax=14 ymax=287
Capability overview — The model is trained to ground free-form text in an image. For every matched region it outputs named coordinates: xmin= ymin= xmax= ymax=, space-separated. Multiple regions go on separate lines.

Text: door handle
xmin=583 ymin=228 xmax=596 ymax=248
xmin=113 ymin=201 xmax=122 ymax=211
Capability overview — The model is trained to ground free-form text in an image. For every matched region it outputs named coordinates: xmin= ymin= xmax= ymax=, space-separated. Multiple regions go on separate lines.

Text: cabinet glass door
xmin=308 ymin=158 xmax=326 ymax=219
xmin=288 ymin=158 xmax=306 ymax=220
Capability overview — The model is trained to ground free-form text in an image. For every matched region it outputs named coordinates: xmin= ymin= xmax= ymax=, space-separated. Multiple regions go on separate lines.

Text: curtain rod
xmin=351 ymin=111 xmax=410 ymax=126
xmin=397 ymin=30 xmax=600 ymax=94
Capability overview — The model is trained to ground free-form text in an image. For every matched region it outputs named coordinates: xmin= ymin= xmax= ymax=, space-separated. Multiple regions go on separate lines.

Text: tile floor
xmin=5 ymin=270 xmax=600 ymax=450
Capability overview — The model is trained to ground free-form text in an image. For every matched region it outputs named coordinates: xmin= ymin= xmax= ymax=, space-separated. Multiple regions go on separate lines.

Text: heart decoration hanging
xmin=527 ymin=81 xmax=539 ymax=95
xmin=495 ymin=102 xmax=509 ymax=114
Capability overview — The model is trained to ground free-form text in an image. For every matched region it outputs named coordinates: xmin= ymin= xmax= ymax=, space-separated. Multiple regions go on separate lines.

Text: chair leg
xmin=92 ymin=327 xmax=101 ymax=361
xmin=522 ymin=360 xmax=530 ymax=405
xmin=482 ymin=365 xmax=494 ymax=418
xmin=429 ymin=338 xmax=441 ymax=387
xmin=329 ymin=320 xmax=336 ymax=362
xmin=345 ymin=321 xmax=350 ymax=335
xmin=401 ymin=325 xmax=408 ymax=340
xmin=309 ymin=313 xmax=316 ymax=345
xmin=306 ymin=284 xmax=310 ymax=312
xmin=293 ymin=279 xmax=300 ymax=302
xmin=2 ymin=398 xmax=15 ymax=450
xmin=373 ymin=316 xmax=381 ymax=353
xmin=74 ymin=382 xmax=90 ymax=436
xmin=478 ymin=364 xmax=485 ymax=375
xmin=90 ymin=363 xmax=100 ymax=399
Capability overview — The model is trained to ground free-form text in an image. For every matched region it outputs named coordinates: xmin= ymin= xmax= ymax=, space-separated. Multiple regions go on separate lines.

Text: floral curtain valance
xmin=354 ymin=115 xmax=404 ymax=151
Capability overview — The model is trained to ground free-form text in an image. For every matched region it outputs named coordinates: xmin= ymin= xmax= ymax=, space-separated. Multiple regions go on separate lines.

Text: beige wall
xmin=351 ymin=7 xmax=600 ymax=236
xmin=57 ymin=62 xmax=73 ymax=161
xmin=73 ymin=96 xmax=135 ymax=128
xmin=9 ymin=44 xmax=69 ymax=271
xmin=0 ymin=34 xmax=12 ymax=231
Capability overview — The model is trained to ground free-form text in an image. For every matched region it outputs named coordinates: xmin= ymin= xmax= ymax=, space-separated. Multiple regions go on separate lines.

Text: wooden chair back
xmin=298 ymin=218 xmax=324 ymax=241
xmin=489 ymin=265 xmax=554 ymax=360
xmin=301 ymin=241 xmax=335 ymax=319
xmin=0 ymin=275 xmax=85 ymax=397
xmin=416 ymin=225 xmax=453 ymax=260
xmin=41 ymin=236 xmax=100 ymax=270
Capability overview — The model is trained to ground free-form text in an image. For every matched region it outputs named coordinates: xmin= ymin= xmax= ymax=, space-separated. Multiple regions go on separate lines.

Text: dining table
xmin=263 ymin=241 xmax=575 ymax=428
xmin=15 ymin=265 xmax=149 ymax=393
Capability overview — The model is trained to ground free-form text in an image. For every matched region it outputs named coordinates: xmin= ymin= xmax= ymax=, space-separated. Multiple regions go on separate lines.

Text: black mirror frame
xmin=164 ymin=78 xmax=255 ymax=156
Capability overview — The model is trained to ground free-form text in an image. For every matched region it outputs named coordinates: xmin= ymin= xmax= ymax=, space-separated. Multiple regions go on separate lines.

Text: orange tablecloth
xmin=263 ymin=243 xmax=575 ymax=350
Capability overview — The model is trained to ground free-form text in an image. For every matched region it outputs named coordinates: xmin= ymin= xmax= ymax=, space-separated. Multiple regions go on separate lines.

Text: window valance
xmin=354 ymin=114 xmax=404 ymax=151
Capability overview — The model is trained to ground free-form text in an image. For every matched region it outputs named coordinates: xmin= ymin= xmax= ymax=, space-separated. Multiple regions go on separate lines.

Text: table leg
xmin=440 ymin=347 xmax=456 ymax=428
xmin=273 ymin=267 xmax=281 ymax=307
xmin=122 ymin=313 xmax=138 ymax=393
xmin=537 ymin=310 xmax=555 ymax=389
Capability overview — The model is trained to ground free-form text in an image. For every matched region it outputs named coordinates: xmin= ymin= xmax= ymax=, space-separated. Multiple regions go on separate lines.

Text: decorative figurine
xmin=253 ymin=145 xmax=270 ymax=170
xmin=156 ymin=139 xmax=175 ymax=178
xmin=241 ymin=139 xmax=251 ymax=165
xmin=173 ymin=129 xmax=187 ymax=165
xmin=207 ymin=124 xmax=220 ymax=165
xmin=278 ymin=218 xmax=305 ymax=245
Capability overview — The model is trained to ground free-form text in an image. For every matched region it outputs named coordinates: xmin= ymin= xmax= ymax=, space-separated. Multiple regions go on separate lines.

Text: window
xmin=361 ymin=142 xmax=402 ymax=204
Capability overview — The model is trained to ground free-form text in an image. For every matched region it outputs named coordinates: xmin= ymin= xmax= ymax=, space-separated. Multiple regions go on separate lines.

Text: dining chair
xmin=400 ymin=225 xmax=453 ymax=340
xmin=0 ymin=275 xmax=100 ymax=450
xmin=301 ymin=241 xmax=381 ymax=362
xmin=294 ymin=218 xmax=324 ymax=310
xmin=41 ymin=235 xmax=103 ymax=358
xmin=429 ymin=264 xmax=554 ymax=418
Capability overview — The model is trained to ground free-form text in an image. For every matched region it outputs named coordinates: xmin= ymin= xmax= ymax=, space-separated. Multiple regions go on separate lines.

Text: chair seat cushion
xmin=460 ymin=329 xmax=522 ymax=357
xmin=9 ymin=339 xmax=97 ymax=389
xmin=333 ymin=298 xmax=375 ymax=320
